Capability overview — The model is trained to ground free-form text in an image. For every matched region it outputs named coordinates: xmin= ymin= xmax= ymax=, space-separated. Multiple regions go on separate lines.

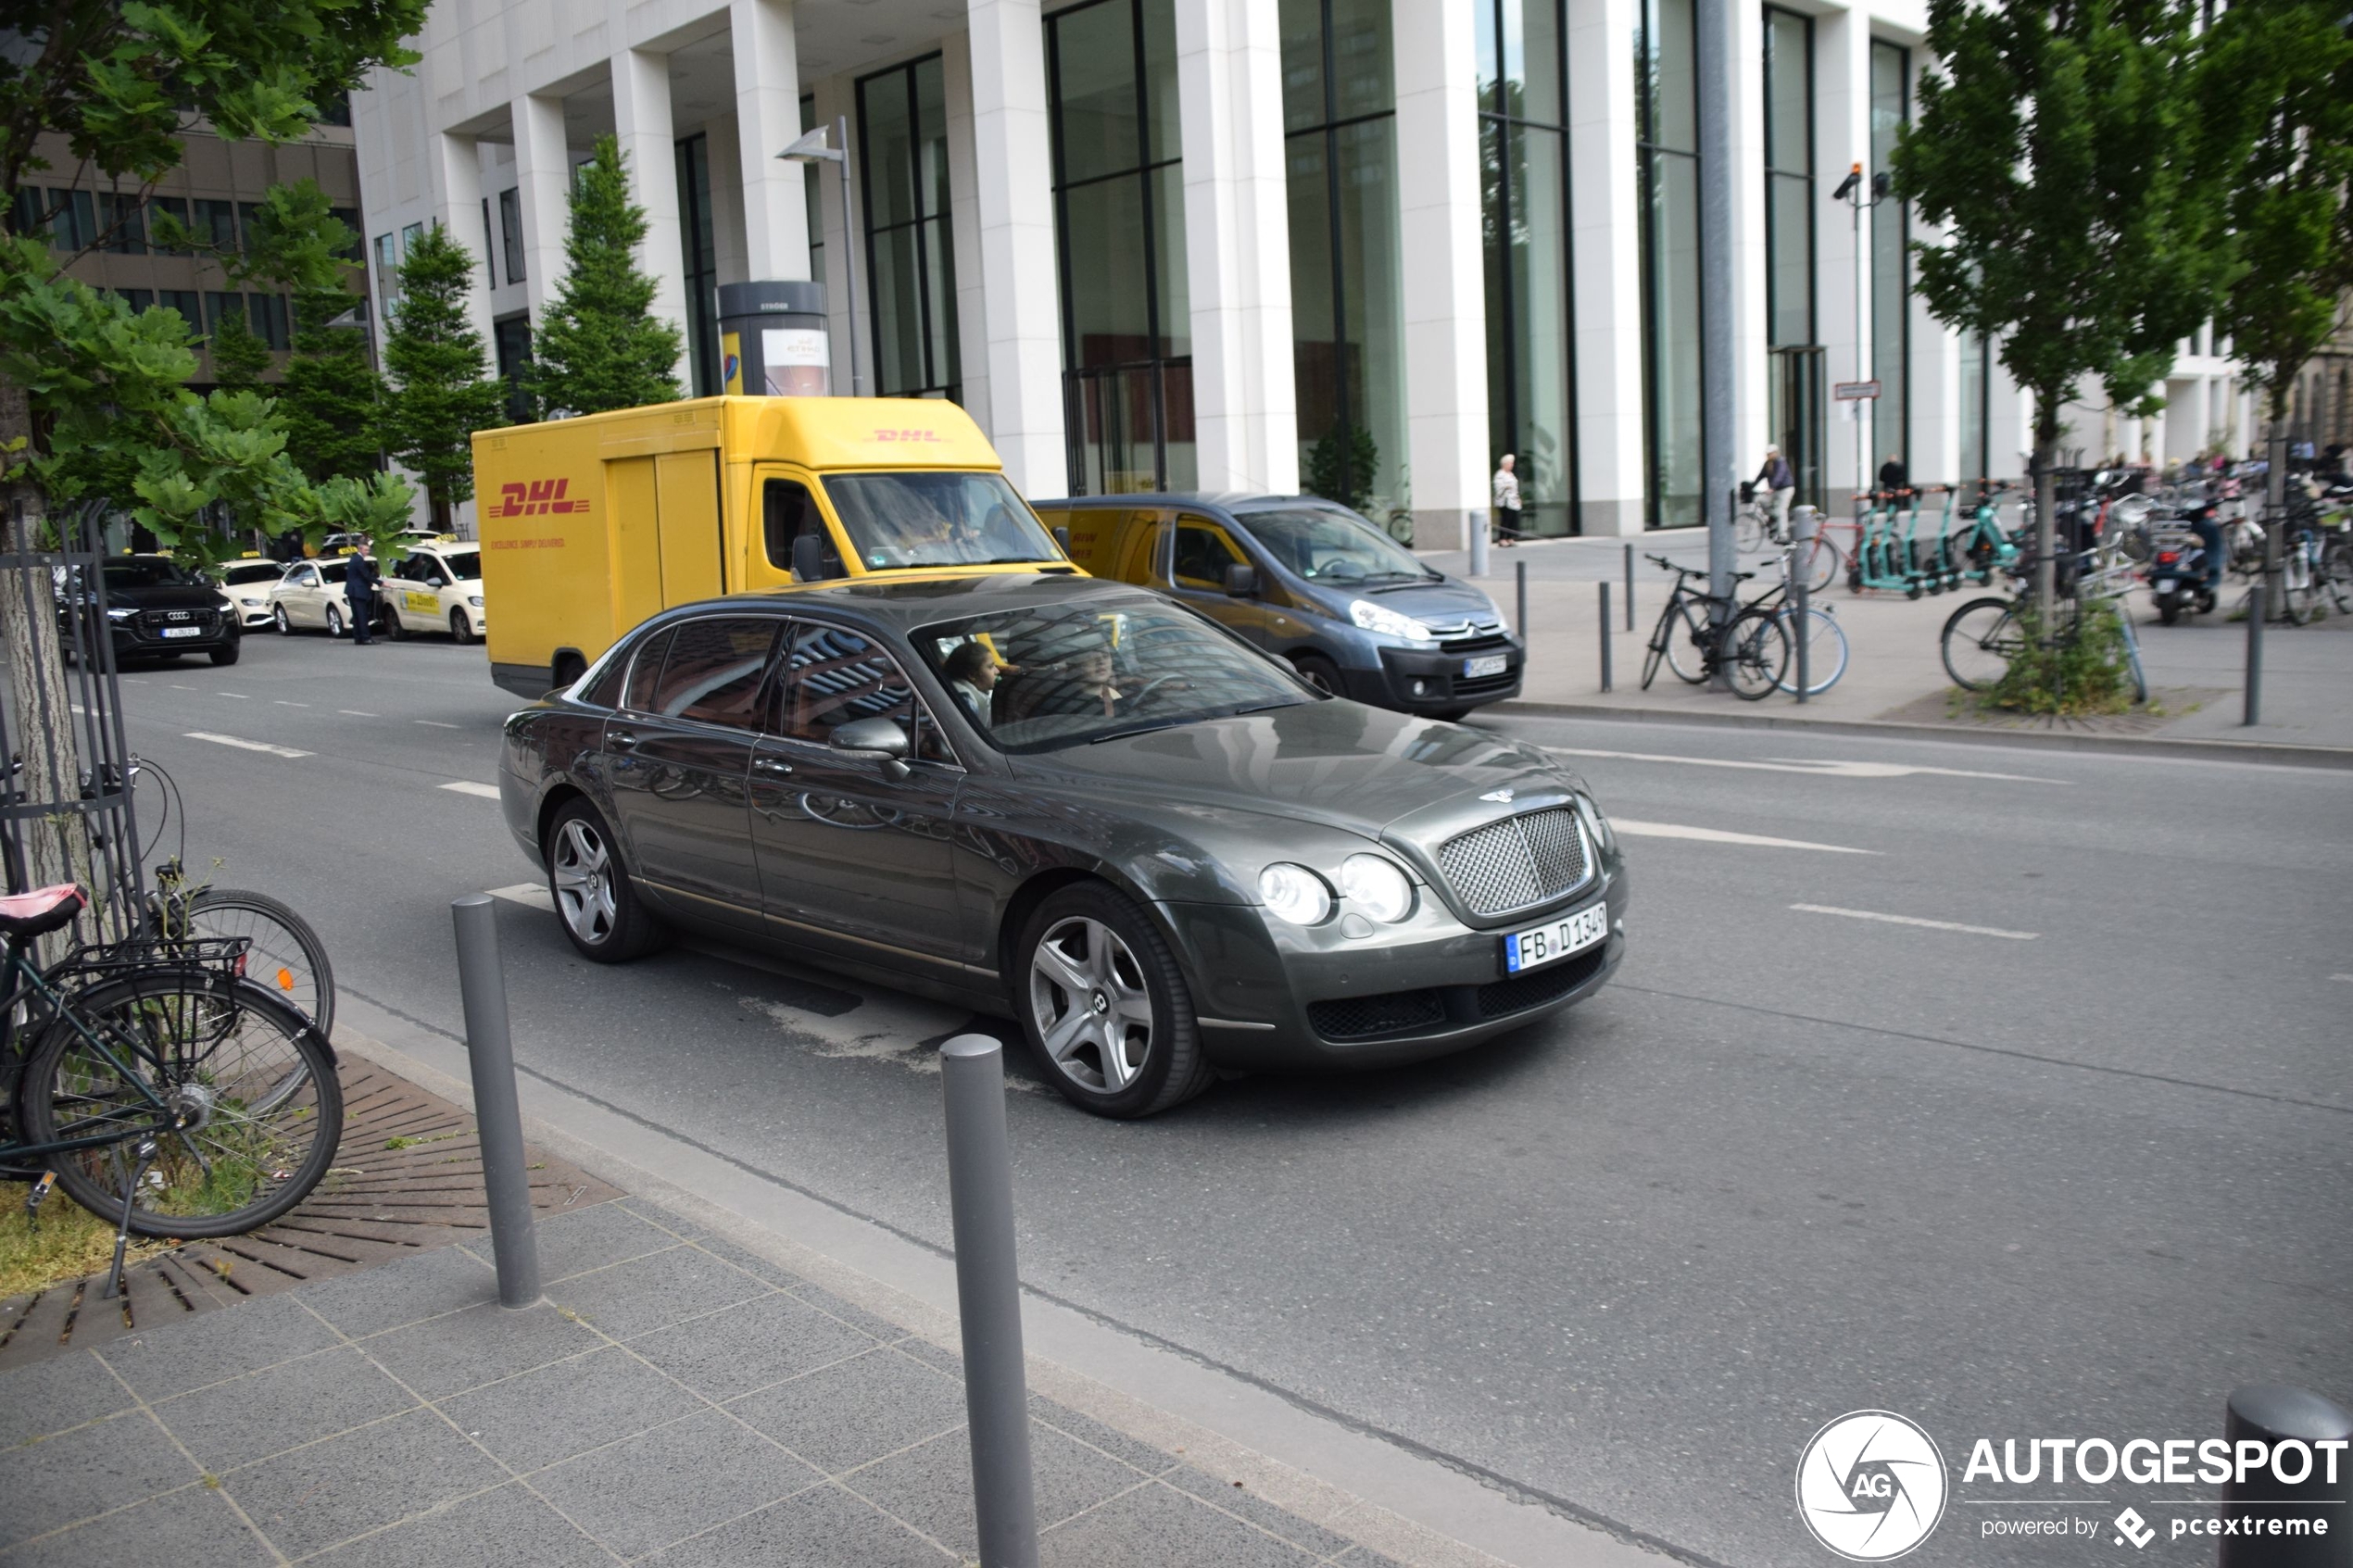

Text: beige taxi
xmin=380 ymin=542 xmax=485 ymax=644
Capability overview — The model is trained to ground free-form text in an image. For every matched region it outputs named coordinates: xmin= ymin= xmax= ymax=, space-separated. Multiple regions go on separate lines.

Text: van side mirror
xmin=791 ymin=533 xmax=824 ymax=583
xmin=1052 ymin=524 xmax=1072 ymax=556
xmin=829 ymin=715 xmax=912 ymax=781
xmin=1223 ymin=562 xmax=1258 ymax=596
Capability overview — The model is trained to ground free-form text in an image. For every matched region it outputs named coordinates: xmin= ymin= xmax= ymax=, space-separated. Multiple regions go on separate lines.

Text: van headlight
xmin=1257 ymin=863 xmax=1333 ymax=925
xmin=1340 ymin=854 xmax=1414 ymax=922
xmin=1349 ymin=599 xmax=1434 ymax=643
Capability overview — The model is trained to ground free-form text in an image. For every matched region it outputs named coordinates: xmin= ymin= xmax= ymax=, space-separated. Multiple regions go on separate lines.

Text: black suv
xmin=62 ymin=555 xmax=241 ymax=666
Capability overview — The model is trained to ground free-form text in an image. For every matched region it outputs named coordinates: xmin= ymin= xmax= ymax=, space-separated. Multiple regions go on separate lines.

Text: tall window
xmin=1048 ymin=0 xmax=1192 ymax=495
xmin=497 ymin=188 xmax=525 ymax=284
xmin=858 ymin=55 xmax=959 ymax=400
xmin=1638 ymin=0 xmax=1704 ymax=527
xmin=800 ymin=93 xmax=824 ymax=288
xmin=1763 ymin=6 xmax=1821 ymax=507
xmin=1870 ymin=41 xmax=1909 ymax=471
xmin=675 ymin=132 xmax=720 ymax=395
xmin=1478 ymin=0 xmax=1577 ymax=536
xmin=1281 ymin=0 xmax=1406 ymax=523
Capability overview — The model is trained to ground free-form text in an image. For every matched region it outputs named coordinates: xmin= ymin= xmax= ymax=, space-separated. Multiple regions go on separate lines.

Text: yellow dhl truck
xmin=472 ymin=395 xmax=1075 ymax=696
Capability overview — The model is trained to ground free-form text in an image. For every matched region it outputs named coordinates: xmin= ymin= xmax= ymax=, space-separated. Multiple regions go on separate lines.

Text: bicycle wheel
xmin=2280 ymin=552 xmax=2319 ymax=625
xmin=173 ymin=887 xmax=335 ymax=1037
xmin=1798 ymin=535 xmax=1841 ymax=595
xmin=1663 ymin=600 xmax=1715 ymax=684
xmin=1723 ymin=609 xmax=1791 ymax=700
xmin=22 ymin=971 xmax=342 ymax=1237
xmin=1774 ymin=606 xmax=1850 ymax=696
xmin=2323 ymin=541 xmax=2353 ymax=614
xmin=1734 ymin=509 xmax=1767 ymax=553
xmin=1941 ymin=596 xmax=2022 ymax=691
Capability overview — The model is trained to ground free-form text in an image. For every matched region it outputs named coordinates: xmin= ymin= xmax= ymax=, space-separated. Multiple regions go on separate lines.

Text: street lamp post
xmin=778 ymin=118 xmax=862 ymax=397
xmin=1831 ymin=163 xmax=1889 ymax=509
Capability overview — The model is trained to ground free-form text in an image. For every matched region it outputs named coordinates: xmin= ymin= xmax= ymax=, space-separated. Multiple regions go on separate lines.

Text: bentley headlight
xmin=1340 ymin=854 xmax=1414 ymax=922
xmin=1257 ymin=863 xmax=1333 ymax=925
xmin=1349 ymin=599 xmax=1435 ymax=643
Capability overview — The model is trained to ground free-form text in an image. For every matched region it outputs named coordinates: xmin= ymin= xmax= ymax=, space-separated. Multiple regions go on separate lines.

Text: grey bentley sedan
xmin=497 ymin=572 xmax=1627 ymax=1118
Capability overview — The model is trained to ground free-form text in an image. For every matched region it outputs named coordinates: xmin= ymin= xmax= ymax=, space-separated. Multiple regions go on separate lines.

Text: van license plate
xmin=1463 ymin=653 xmax=1508 ymax=679
xmin=159 ymin=626 xmax=202 ymax=638
xmin=1504 ymin=902 xmax=1608 ymax=973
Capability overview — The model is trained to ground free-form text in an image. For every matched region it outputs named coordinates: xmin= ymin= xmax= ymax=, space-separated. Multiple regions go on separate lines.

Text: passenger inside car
xmin=942 ymin=639 xmax=1013 ymax=728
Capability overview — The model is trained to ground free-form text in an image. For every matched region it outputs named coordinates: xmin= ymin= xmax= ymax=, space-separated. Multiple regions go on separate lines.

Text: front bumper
xmin=91 ymin=620 xmax=239 ymax=656
xmin=1343 ymin=642 xmax=1525 ymax=713
xmin=1157 ymin=859 xmax=1628 ymax=1071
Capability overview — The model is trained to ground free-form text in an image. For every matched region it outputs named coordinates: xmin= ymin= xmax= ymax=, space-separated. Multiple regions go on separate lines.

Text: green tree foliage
xmin=528 ymin=133 xmax=682 ymax=417
xmin=278 ymin=288 xmax=387 ymax=485
xmin=381 ymin=224 xmax=505 ymax=529
xmin=2207 ymin=0 xmax=2353 ymax=429
xmin=1304 ymin=425 xmax=1379 ymax=515
xmin=207 ymin=313 xmax=271 ymax=390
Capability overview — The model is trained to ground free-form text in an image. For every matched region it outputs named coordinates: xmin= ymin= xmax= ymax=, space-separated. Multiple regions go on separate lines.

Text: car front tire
xmin=1016 ymin=883 xmax=1212 ymax=1119
xmin=208 ymin=641 xmax=240 ymax=666
xmin=272 ymin=604 xmax=293 ymax=635
xmin=451 ymin=608 xmax=478 ymax=646
xmin=544 ymin=798 xmax=668 ymax=962
xmin=324 ymin=606 xmax=345 ymax=638
xmin=1289 ymin=652 xmax=1343 ymax=697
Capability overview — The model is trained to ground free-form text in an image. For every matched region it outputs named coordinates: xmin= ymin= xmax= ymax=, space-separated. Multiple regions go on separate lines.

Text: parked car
xmin=59 ymin=554 xmax=242 ymax=665
xmin=1031 ymin=494 xmax=1524 ymax=719
xmin=379 ymin=542 xmax=485 ymax=643
xmin=497 ymin=571 xmax=1624 ymax=1119
xmin=269 ymin=558 xmax=353 ymax=635
xmin=214 ymin=558 xmax=290 ymax=630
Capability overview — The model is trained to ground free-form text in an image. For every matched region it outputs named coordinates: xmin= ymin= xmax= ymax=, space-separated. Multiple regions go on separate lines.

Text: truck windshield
xmin=822 ymin=471 xmax=1063 ymax=571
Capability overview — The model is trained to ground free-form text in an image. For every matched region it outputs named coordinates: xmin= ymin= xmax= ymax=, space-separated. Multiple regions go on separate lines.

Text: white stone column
xmin=510 ymin=92 xmax=573 ymax=323
xmin=1390 ymin=0 xmax=1485 ymax=546
xmin=965 ymin=0 xmax=1067 ymax=496
xmin=1176 ymin=0 xmax=1299 ymax=497
xmin=942 ymin=33 xmax=992 ymax=435
xmin=1726 ymin=0 xmax=1770 ymax=490
xmin=430 ymin=131 xmax=496 ymax=352
xmin=1814 ymin=7 xmax=1873 ymax=514
xmin=1568 ymin=0 xmax=1646 ymax=535
xmin=612 ymin=47 xmax=691 ymax=362
xmin=1909 ymin=270 xmax=1960 ymax=485
xmin=731 ymin=0 xmax=812 ymax=282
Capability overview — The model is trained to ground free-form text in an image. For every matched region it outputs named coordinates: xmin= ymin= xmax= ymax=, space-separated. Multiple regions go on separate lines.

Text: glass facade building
xmin=674 ymin=132 xmax=721 ymax=395
xmin=858 ymin=55 xmax=960 ymax=401
xmin=1636 ymin=0 xmax=1704 ymax=528
xmin=1045 ymin=0 xmax=1193 ymax=495
xmin=1762 ymin=6 xmax=1821 ymax=507
xmin=1279 ymin=0 xmax=1406 ymax=525
xmin=1477 ymin=0 xmax=1578 ymax=537
xmin=1869 ymin=40 xmax=1909 ymax=471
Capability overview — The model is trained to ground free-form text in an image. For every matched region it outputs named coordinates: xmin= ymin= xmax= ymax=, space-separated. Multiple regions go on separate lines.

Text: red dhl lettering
xmin=873 ymin=429 xmax=945 ymax=443
xmin=486 ymin=477 xmax=590 ymax=519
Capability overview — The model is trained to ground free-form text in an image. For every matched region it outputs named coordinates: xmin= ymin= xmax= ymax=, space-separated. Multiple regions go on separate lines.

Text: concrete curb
xmin=1486 ymin=699 xmax=2353 ymax=769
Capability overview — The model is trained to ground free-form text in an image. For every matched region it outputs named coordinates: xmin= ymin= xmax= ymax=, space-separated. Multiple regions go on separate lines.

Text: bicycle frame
xmin=0 ymin=941 xmax=190 ymax=1165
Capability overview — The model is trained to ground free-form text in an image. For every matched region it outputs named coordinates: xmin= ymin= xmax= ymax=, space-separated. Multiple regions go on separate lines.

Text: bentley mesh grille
xmin=1476 ymin=947 xmax=1607 ymax=1019
xmin=1306 ymin=989 xmax=1447 ymax=1041
xmin=1436 ymin=809 xmax=1588 ymax=917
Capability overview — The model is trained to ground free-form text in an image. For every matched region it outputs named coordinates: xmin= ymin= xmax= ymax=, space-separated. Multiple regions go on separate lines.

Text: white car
xmin=215 ymin=559 xmax=290 ymax=629
xmin=381 ymin=543 xmax=486 ymax=644
xmin=269 ymin=558 xmax=355 ymax=635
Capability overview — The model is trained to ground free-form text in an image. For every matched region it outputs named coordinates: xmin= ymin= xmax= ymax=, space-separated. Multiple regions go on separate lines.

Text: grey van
xmin=1030 ymin=493 xmax=1523 ymax=719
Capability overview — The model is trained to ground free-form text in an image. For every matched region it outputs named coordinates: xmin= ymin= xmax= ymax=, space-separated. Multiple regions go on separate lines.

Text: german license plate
xmin=159 ymin=626 xmax=202 ymax=638
xmin=1463 ymin=653 xmax=1509 ymax=679
xmin=2154 ymin=578 xmax=2176 ymax=593
xmin=1504 ymin=901 xmax=1608 ymax=973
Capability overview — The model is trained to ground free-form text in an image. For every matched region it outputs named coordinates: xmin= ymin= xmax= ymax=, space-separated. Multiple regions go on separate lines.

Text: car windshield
xmin=1239 ymin=508 xmax=1434 ymax=584
xmin=101 ymin=558 xmax=198 ymax=588
xmin=914 ymin=599 xmax=1312 ymax=753
xmin=437 ymin=549 xmax=481 ymax=582
xmin=220 ymin=562 xmax=283 ymax=586
xmin=822 ymin=471 xmax=1062 ymax=571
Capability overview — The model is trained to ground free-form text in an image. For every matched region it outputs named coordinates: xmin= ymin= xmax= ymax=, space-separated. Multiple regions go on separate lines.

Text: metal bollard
xmin=1516 ymin=558 xmax=1528 ymax=645
xmin=451 ymin=896 xmax=540 ymax=1309
xmin=1792 ymin=507 xmax=1818 ymax=706
xmin=1623 ymin=543 xmax=1636 ymax=629
xmin=2245 ymin=583 xmax=2265 ymax=726
xmin=1598 ymin=582 xmax=1613 ymax=692
xmin=1468 ymin=508 xmax=1490 ymax=580
xmin=940 ymin=1035 xmax=1040 ymax=1568
xmin=2218 ymin=1386 xmax=2351 ymax=1566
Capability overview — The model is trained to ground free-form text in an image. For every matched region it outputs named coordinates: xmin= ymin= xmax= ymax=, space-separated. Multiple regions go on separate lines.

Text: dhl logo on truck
xmin=874 ymin=429 xmax=945 ymax=443
xmin=487 ymin=478 xmax=591 ymax=519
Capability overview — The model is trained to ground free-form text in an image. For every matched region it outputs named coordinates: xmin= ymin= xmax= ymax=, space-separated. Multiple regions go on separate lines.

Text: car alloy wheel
xmin=325 ymin=605 xmax=345 ymax=637
xmin=1028 ymin=915 xmax=1156 ymax=1095
xmin=272 ymin=604 xmax=292 ymax=635
xmin=551 ymin=816 xmax=618 ymax=946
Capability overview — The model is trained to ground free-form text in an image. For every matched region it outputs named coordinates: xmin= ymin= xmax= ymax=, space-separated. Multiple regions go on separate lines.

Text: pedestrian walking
xmin=1877 ymin=452 xmax=1910 ymax=500
xmin=1755 ymin=445 xmax=1794 ymax=533
xmin=346 ymin=539 xmax=380 ymax=645
xmin=1491 ymin=454 xmax=1522 ymax=546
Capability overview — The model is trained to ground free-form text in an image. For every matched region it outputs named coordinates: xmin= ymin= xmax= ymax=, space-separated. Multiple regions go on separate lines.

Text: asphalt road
xmin=110 ymin=629 xmax=2353 ymax=1568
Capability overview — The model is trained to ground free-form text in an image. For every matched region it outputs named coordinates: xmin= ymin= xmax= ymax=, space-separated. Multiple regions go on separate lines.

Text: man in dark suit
xmin=345 ymin=541 xmax=380 ymax=645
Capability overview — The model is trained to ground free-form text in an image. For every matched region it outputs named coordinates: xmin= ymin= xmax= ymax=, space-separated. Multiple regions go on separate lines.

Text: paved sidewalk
xmin=1419 ymin=533 xmax=2353 ymax=753
xmin=0 ymin=1196 xmax=1438 ymax=1567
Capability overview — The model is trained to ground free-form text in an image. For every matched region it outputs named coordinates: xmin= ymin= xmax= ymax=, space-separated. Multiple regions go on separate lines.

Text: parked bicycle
xmin=1939 ymin=548 xmax=2147 ymax=705
xmin=1639 ymin=556 xmax=1792 ymax=699
xmin=1734 ymin=483 xmax=1843 ymax=592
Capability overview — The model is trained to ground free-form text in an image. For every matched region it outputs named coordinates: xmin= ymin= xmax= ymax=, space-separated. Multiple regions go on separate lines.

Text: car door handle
xmin=609 ymin=731 xmax=639 ymax=751
xmin=752 ymin=757 xmax=793 ymax=776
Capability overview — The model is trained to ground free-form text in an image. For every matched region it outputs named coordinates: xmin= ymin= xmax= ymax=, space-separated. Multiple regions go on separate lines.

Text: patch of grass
xmin=0 ymin=1180 xmax=170 ymax=1300
xmin=1984 ymin=598 xmax=2133 ymax=717
xmin=384 ymin=1131 xmax=460 ymax=1152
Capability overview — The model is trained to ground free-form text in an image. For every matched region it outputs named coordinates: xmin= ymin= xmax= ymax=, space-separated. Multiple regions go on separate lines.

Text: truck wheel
xmin=545 ymin=799 xmax=668 ymax=962
xmin=450 ymin=609 xmax=478 ymax=646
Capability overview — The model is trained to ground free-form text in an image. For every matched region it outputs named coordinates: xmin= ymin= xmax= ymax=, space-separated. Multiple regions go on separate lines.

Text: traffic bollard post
xmin=1516 ymin=558 xmax=1528 ymax=646
xmin=1623 ymin=543 xmax=1635 ymax=629
xmin=1468 ymin=508 xmax=1490 ymax=581
xmin=451 ymin=896 xmax=540 ymax=1309
xmin=1792 ymin=506 xmax=1818 ymax=705
xmin=2245 ymin=583 xmax=2264 ymax=726
xmin=940 ymin=1035 xmax=1040 ymax=1568
xmin=2218 ymin=1386 xmax=2350 ymax=1567
xmin=1599 ymin=582 xmax=1613 ymax=692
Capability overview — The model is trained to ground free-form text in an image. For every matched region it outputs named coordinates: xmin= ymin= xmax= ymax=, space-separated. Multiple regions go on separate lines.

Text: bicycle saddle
xmin=0 ymin=884 xmax=85 ymax=940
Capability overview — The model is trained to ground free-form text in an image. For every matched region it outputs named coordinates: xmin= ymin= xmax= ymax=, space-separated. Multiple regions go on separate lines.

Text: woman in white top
xmin=1491 ymin=454 xmax=1522 ymax=546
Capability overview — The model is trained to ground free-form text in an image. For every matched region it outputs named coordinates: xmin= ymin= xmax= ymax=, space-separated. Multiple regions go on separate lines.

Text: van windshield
xmin=822 ymin=471 xmax=1063 ymax=571
xmin=1239 ymin=507 xmax=1436 ymax=585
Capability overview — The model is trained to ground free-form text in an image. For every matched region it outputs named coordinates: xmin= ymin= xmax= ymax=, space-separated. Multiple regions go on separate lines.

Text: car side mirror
xmin=829 ymin=715 xmax=912 ymax=781
xmin=1223 ymin=562 xmax=1258 ymax=596
xmin=1052 ymin=524 xmax=1072 ymax=556
xmin=427 ymin=575 xmax=446 ymax=588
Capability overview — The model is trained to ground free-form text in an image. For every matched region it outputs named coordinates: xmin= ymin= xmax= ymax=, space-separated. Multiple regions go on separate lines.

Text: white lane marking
xmin=1791 ymin=903 xmax=2037 ymax=940
xmin=2334 ymin=974 xmax=2353 ymax=985
xmin=274 ymin=700 xmax=309 ymax=708
xmin=1548 ymin=746 xmax=2066 ymax=784
xmin=441 ymin=781 xmax=501 ymax=799
xmin=1612 ymin=819 xmax=1877 ymax=854
xmin=338 ymin=709 xmax=377 ymax=717
xmin=122 ymin=677 xmax=148 ymax=684
xmin=488 ymin=883 xmax=554 ymax=911
xmin=168 ymin=684 xmax=195 ymax=691
xmin=183 ymin=731 xmax=311 ymax=759
xmin=415 ymin=720 xmax=459 ymax=729
xmin=216 ymin=691 xmax=249 ymax=699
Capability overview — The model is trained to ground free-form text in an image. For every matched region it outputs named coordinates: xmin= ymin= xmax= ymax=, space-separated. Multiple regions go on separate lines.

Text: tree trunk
xmin=2265 ymin=420 xmax=2287 ymax=621
xmin=2032 ymin=431 xmax=2059 ymax=627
